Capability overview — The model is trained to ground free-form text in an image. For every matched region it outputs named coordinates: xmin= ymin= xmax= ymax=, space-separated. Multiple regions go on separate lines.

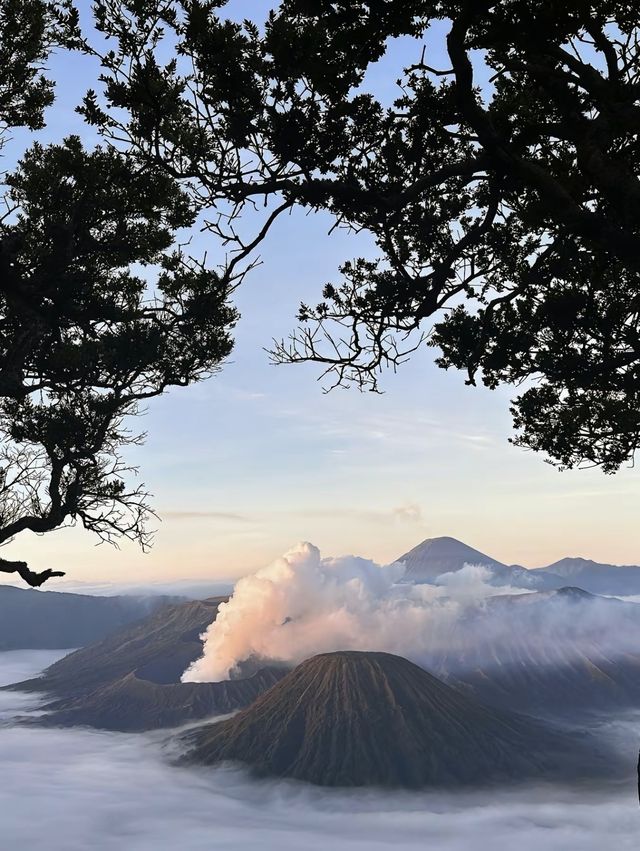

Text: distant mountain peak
xmin=533 ymin=555 xmax=640 ymax=594
xmin=397 ymin=536 xmax=506 ymax=582
xmin=405 ymin=535 xmax=489 ymax=551
xmin=548 ymin=557 xmax=598 ymax=569
xmin=414 ymin=535 xmax=470 ymax=546
xmin=553 ymin=586 xmax=596 ymax=600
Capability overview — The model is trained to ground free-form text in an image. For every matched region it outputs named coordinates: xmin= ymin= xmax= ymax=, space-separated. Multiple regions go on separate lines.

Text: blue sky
xmin=2 ymin=2 xmax=639 ymax=585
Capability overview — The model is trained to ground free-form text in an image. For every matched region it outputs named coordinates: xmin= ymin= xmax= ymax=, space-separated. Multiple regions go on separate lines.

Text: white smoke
xmin=181 ymin=542 xmax=525 ymax=682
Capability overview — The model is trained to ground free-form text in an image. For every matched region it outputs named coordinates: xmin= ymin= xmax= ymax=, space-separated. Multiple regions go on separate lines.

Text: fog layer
xmin=3 ymin=652 xmax=640 ymax=849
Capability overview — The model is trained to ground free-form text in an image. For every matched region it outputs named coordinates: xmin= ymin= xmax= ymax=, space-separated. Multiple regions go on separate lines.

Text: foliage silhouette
xmin=0 ymin=0 xmax=237 ymax=585
xmin=84 ymin=0 xmax=640 ymax=472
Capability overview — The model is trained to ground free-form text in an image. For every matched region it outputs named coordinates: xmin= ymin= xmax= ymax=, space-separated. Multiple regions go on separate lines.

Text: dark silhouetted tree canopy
xmin=0 ymin=0 xmax=237 ymax=586
xmin=82 ymin=0 xmax=640 ymax=473
xmin=3 ymin=1 xmax=640 ymax=582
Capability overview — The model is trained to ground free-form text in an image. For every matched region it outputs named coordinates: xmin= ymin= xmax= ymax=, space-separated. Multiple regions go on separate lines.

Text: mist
xmin=1 ymin=651 xmax=639 ymax=851
xmin=182 ymin=542 xmax=640 ymax=683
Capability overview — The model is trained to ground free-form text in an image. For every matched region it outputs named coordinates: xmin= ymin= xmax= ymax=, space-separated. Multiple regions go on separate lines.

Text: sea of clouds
xmin=1 ymin=650 xmax=639 ymax=851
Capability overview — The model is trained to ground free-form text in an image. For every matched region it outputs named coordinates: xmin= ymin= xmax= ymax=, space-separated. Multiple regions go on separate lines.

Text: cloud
xmin=48 ymin=578 xmax=235 ymax=598
xmin=162 ymin=511 xmax=252 ymax=522
xmin=231 ymin=389 xmax=267 ymax=401
xmin=391 ymin=503 xmax=423 ymax=523
xmin=182 ymin=542 xmax=408 ymax=682
xmin=276 ymin=406 xmax=495 ymax=457
xmin=284 ymin=505 xmax=424 ymax=526
xmin=0 ymin=650 xmax=68 ymax=714
xmin=0 ymin=651 xmax=639 ymax=851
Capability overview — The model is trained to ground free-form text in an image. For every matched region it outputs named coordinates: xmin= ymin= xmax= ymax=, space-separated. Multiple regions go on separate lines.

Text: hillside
xmin=8 ymin=596 xmax=227 ymax=696
xmin=184 ymin=651 xmax=590 ymax=788
xmin=0 ymin=584 xmax=180 ymax=650
xmin=37 ymin=667 xmax=286 ymax=732
xmin=13 ymin=585 xmax=640 ymax=729
xmin=8 ymin=595 xmax=288 ymax=731
xmin=430 ymin=588 xmax=640 ymax=716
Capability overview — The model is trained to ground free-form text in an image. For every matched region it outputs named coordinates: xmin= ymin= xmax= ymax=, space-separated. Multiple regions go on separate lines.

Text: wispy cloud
xmin=276 ymin=405 xmax=496 ymax=458
xmin=230 ymin=389 xmax=267 ymax=401
xmin=161 ymin=511 xmax=252 ymax=522
xmin=287 ymin=505 xmax=425 ymax=526
xmin=451 ymin=432 xmax=495 ymax=446
xmin=548 ymin=488 xmax=638 ymax=500
xmin=391 ymin=503 xmax=423 ymax=523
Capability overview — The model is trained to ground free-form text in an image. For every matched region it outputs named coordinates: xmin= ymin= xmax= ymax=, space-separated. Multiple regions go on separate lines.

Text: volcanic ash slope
xmin=184 ymin=650 xmax=601 ymax=788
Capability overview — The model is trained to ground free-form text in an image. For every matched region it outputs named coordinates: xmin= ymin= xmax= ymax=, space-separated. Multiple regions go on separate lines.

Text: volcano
xmin=398 ymin=536 xmax=508 ymax=581
xmin=36 ymin=666 xmax=285 ymax=732
xmin=185 ymin=650 xmax=591 ymax=788
xmin=7 ymin=596 xmax=287 ymax=731
xmin=397 ymin=536 xmax=562 ymax=589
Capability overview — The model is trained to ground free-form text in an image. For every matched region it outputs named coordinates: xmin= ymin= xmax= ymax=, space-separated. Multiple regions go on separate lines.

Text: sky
xmin=2 ymin=2 xmax=640 ymax=587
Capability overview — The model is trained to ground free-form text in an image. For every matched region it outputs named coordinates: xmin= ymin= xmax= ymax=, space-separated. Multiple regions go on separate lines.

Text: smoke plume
xmin=182 ymin=542 xmax=640 ymax=684
xmin=182 ymin=542 xmax=525 ymax=682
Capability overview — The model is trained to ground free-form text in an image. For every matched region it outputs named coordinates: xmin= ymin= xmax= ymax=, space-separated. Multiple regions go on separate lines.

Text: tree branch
xmin=0 ymin=557 xmax=65 ymax=587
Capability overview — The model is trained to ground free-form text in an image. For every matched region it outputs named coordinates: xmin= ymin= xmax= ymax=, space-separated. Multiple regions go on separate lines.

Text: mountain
xmin=8 ymin=596 xmax=287 ymax=731
xmin=428 ymin=588 xmax=640 ymax=716
xmin=531 ymin=557 xmax=640 ymax=596
xmin=11 ymin=597 xmax=227 ymax=696
xmin=0 ymin=584 xmax=181 ymax=650
xmin=35 ymin=667 xmax=285 ymax=732
xmin=184 ymin=650 xmax=593 ymax=788
xmin=396 ymin=536 xmax=562 ymax=589
xmin=397 ymin=536 xmax=506 ymax=581
xmin=397 ymin=536 xmax=640 ymax=597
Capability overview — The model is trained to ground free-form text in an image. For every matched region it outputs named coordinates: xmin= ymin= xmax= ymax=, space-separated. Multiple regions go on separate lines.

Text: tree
xmin=82 ymin=0 xmax=640 ymax=473
xmin=0 ymin=1 xmax=237 ymax=586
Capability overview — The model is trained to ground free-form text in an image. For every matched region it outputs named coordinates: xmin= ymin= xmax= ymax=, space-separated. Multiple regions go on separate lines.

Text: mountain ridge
xmin=424 ymin=587 xmax=640 ymax=716
xmin=6 ymin=596 xmax=227 ymax=696
xmin=530 ymin=557 xmax=640 ymax=594
xmin=397 ymin=536 xmax=640 ymax=595
xmin=396 ymin=536 xmax=563 ymax=589
xmin=35 ymin=666 xmax=287 ymax=732
xmin=0 ymin=584 xmax=182 ymax=650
